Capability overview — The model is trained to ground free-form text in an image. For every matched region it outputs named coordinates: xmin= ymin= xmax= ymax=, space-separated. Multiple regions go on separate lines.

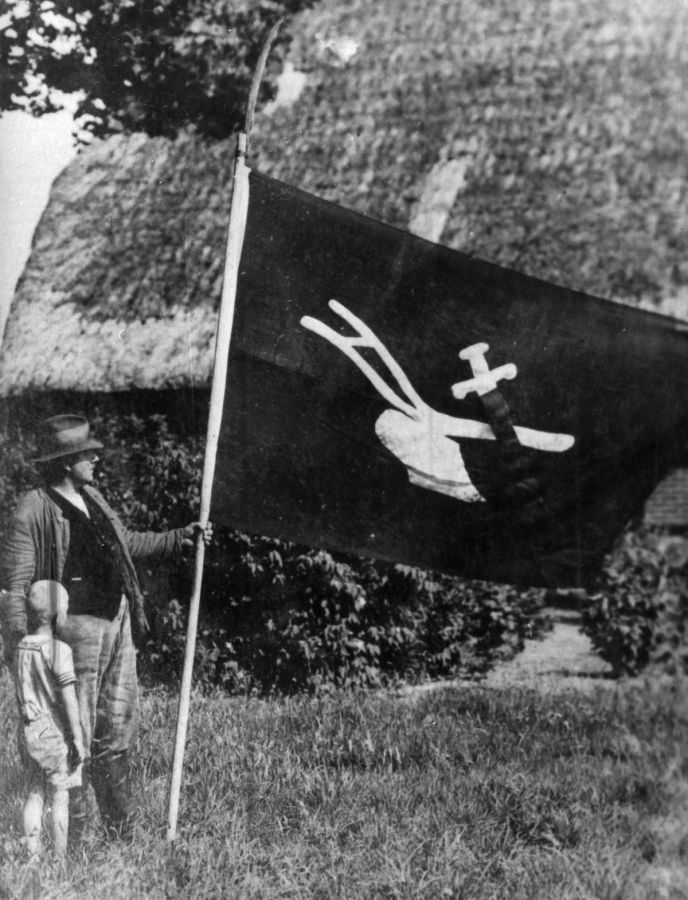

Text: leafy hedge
xmin=582 ymin=530 xmax=688 ymax=677
xmin=0 ymin=401 xmax=547 ymax=693
xmin=143 ymin=544 xmax=546 ymax=694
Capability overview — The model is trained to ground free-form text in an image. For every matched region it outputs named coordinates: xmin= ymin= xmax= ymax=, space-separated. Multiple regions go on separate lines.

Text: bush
xmin=142 ymin=549 xmax=388 ymax=695
xmin=0 ymin=403 xmax=547 ymax=693
xmin=582 ymin=530 xmax=688 ymax=677
xmin=141 ymin=536 xmax=548 ymax=695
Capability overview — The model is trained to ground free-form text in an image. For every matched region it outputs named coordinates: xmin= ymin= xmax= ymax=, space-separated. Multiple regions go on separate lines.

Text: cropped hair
xmin=37 ymin=456 xmax=77 ymax=487
xmin=26 ymin=580 xmax=69 ymax=631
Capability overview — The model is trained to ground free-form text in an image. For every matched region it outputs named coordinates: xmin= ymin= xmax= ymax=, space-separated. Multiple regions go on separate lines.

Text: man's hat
xmin=33 ymin=415 xmax=104 ymax=463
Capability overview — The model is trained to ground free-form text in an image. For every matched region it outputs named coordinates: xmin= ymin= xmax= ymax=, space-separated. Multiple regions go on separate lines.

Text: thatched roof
xmin=644 ymin=468 xmax=688 ymax=528
xmin=1 ymin=0 xmax=686 ymax=394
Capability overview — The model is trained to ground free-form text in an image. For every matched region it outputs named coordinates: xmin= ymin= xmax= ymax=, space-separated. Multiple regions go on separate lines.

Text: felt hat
xmin=33 ymin=415 xmax=104 ymax=463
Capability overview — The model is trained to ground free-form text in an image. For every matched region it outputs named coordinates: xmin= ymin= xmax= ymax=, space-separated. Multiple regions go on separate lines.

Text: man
xmin=1 ymin=414 xmax=211 ymax=841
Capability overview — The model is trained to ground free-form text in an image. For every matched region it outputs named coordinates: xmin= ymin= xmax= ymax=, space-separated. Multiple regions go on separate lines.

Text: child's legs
xmin=23 ymin=779 xmax=45 ymax=857
xmin=22 ymin=716 xmax=79 ymax=853
xmin=49 ymin=788 xmax=70 ymax=857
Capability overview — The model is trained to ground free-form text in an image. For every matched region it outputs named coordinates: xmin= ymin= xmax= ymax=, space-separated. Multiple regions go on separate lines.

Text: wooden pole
xmin=166 ymin=21 xmax=281 ymax=843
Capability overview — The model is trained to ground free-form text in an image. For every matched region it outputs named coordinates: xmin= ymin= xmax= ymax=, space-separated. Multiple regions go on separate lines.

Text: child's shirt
xmin=14 ymin=635 xmax=76 ymax=724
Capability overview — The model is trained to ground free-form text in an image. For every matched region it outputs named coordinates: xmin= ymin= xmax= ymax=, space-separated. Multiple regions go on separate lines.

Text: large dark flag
xmin=212 ymin=172 xmax=688 ymax=588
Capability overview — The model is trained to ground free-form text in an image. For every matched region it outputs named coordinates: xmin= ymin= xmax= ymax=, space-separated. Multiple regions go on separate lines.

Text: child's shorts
xmin=20 ymin=714 xmax=82 ymax=791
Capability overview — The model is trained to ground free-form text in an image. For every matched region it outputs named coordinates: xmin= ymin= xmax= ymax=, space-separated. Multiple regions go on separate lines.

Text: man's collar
xmin=47 ymin=485 xmax=90 ymax=519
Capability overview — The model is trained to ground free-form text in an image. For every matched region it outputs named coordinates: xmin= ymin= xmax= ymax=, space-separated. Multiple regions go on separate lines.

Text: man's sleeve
xmin=88 ymin=488 xmax=186 ymax=560
xmin=123 ymin=527 xmax=186 ymax=560
xmin=0 ymin=503 xmax=36 ymax=661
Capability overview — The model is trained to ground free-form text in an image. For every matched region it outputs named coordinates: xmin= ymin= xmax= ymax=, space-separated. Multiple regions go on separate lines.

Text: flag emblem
xmin=301 ymin=300 xmax=575 ymax=504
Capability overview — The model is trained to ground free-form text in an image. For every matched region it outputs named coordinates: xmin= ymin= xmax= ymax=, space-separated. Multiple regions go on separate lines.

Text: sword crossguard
xmin=452 ymin=342 xmax=517 ymax=399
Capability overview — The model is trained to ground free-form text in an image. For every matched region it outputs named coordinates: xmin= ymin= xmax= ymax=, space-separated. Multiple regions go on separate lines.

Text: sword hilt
xmin=458 ymin=342 xmax=490 ymax=372
xmin=452 ymin=342 xmax=517 ymax=399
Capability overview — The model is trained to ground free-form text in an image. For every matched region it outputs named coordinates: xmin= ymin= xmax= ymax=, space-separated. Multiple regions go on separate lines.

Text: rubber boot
xmin=91 ymin=751 xmax=136 ymax=840
xmin=68 ymin=762 xmax=91 ymax=850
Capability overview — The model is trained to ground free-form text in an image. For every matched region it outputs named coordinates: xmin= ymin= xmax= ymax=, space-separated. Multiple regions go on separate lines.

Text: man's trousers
xmin=60 ymin=597 xmax=138 ymax=838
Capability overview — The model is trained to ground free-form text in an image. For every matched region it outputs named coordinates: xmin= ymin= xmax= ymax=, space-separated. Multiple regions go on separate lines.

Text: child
xmin=14 ymin=580 xmax=84 ymax=858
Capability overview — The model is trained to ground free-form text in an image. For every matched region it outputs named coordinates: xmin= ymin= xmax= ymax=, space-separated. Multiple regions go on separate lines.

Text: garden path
xmin=397 ymin=605 xmax=615 ymax=698
xmin=483 ymin=606 xmax=613 ymax=693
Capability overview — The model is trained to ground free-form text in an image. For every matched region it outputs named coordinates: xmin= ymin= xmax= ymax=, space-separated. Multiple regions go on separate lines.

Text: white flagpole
xmin=166 ymin=21 xmax=281 ymax=843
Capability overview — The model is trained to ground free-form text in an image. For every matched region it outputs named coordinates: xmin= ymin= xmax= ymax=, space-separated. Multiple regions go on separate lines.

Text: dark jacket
xmin=0 ymin=486 xmax=185 ymax=658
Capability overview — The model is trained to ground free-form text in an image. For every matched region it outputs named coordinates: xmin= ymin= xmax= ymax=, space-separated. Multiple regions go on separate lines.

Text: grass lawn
xmin=0 ymin=669 xmax=686 ymax=899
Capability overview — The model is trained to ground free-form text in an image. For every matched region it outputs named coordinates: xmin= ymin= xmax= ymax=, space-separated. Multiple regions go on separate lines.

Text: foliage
xmin=0 ymin=414 xmax=37 ymax=543
xmin=582 ymin=530 xmax=688 ymax=677
xmin=0 ymin=0 xmax=317 ymax=140
xmin=1 ymin=670 xmax=687 ymax=897
xmin=143 ymin=546 xmax=545 ymax=694
xmin=0 ymin=403 xmax=546 ymax=693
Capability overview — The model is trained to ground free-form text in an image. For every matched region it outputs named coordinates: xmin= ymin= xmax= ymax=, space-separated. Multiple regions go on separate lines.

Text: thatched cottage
xmin=1 ymin=0 xmax=687 ymax=527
